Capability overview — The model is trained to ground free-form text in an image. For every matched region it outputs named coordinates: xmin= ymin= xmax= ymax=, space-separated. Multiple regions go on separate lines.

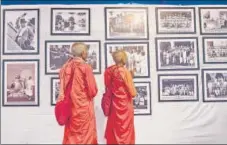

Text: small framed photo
xmin=203 ymin=37 xmax=227 ymax=64
xmin=134 ymin=82 xmax=152 ymax=115
xmin=3 ymin=9 xmax=40 ymax=55
xmin=2 ymin=59 xmax=40 ymax=106
xmin=199 ymin=7 xmax=227 ymax=35
xmin=45 ymin=40 xmax=101 ymax=75
xmin=155 ymin=37 xmax=199 ymax=71
xmin=158 ymin=74 xmax=199 ymax=102
xmin=156 ymin=7 xmax=196 ymax=34
xmin=50 ymin=77 xmax=60 ymax=106
xmin=51 ymin=8 xmax=90 ymax=35
xmin=202 ymin=69 xmax=227 ymax=102
xmin=105 ymin=42 xmax=150 ymax=78
xmin=105 ymin=7 xmax=149 ymax=40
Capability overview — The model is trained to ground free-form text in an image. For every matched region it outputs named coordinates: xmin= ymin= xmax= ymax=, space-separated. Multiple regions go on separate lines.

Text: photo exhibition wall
xmin=1 ymin=4 xmax=227 ymax=144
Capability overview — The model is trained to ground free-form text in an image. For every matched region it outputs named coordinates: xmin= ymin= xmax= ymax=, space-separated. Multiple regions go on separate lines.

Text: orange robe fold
xmin=59 ymin=58 xmax=98 ymax=144
xmin=104 ymin=65 xmax=137 ymax=144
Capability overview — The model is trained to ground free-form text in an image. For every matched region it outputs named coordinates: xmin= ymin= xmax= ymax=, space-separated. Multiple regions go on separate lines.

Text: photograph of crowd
xmin=156 ymin=7 xmax=195 ymax=34
xmin=3 ymin=9 xmax=39 ymax=54
xmin=156 ymin=38 xmax=199 ymax=71
xmin=159 ymin=74 xmax=198 ymax=101
xmin=133 ymin=82 xmax=151 ymax=115
xmin=199 ymin=8 xmax=227 ymax=34
xmin=51 ymin=78 xmax=60 ymax=105
xmin=105 ymin=43 xmax=150 ymax=78
xmin=203 ymin=69 xmax=227 ymax=102
xmin=203 ymin=37 xmax=227 ymax=63
xmin=45 ymin=41 xmax=100 ymax=74
xmin=51 ymin=8 xmax=90 ymax=35
xmin=2 ymin=60 xmax=39 ymax=106
xmin=105 ymin=7 xmax=148 ymax=39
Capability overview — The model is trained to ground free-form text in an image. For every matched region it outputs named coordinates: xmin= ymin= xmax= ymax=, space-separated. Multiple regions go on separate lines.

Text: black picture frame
xmin=45 ymin=40 xmax=101 ymax=75
xmin=50 ymin=77 xmax=59 ymax=106
xmin=155 ymin=37 xmax=200 ymax=71
xmin=50 ymin=8 xmax=90 ymax=35
xmin=104 ymin=7 xmax=149 ymax=40
xmin=104 ymin=42 xmax=150 ymax=78
xmin=155 ymin=7 xmax=196 ymax=34
xmin=158 ymin=74 xmax=199 ymax=102
xmin=2 ymin=59 xmax=40 ymax=107
xmin=2 ymin=9 xmax=40 ymax=55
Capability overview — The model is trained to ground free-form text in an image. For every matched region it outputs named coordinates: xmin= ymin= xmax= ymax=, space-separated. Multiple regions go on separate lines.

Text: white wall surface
xmin=1 ymin=4 xmax=227 ymax=144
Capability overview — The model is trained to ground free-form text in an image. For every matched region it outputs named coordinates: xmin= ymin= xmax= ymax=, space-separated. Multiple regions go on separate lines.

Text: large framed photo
xmin=105 ymin=7 xmax=149 ymax=40
xmin=3 ymin=9 xmax=39 ymax=55
xmin=155 ymin=37 xmax=199 ymax=71
xmin=203 ymin=37 xmax=227 ymax=64
xmin=202 ymin=69 xmax=227 ymax=102
xmin=156 ymin=7 xmax=196 ymax=34
xmin=199 ymin=7 xmax=227 ymax=35
xmin=45 ymin=40 xmax=101 ymax=75
xmin=50 ymin=77 xmax=60 ymax=106
xmin=134 ymin=82 xmax=151 ymax=115
xmin=158 ymin=74 xmax=199 ymax=102
xmin=51 ymin=8 xmax=90 ymax=35
xmin=2 ymin=59 xmax=40 ymax=106
xmin=105 ymin=42 xmax=150 ymax=78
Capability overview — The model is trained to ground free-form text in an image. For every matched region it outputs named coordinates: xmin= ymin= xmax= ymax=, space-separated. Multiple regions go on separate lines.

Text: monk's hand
xmin=57 ymin=96 xmax=64 ymax=103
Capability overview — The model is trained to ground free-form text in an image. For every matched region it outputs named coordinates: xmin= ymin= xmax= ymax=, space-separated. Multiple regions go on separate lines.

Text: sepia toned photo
xmin=50 ymin=77 xmax=60 ymax=105
xmin=202 ymin=69 xmax=227 ymax=102
xmin=133 ymin=82 xmax=151 ymax=115
xmin=105 ymin=42 xmax=150 ymax=78
xmin=3 ymin=9 xmax=39 ymax=55
xmin=2 ymin=59 xmax=39 ymax=106
xmin=203 ymin=37 xmax=227 ymax=64
xmin=158 ymin=74 xmax=198 ymax=102
xmin=51 ymin=8 xmax=90 ymax=35
xmin=45 ymin=40 xmax=101 ymax=75
xmin=156 ymin=7 xmax=196 ymax=34
xmin=199 ymin=7 xmax=227 ymax=35
xmin=155 ymin=37 xmax=199 ymax=71
xmin=105 ymin=7 xmax=148 ymax=40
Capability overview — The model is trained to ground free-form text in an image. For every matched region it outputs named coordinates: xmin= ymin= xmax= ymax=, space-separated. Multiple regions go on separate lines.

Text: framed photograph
xmin=155 ymin=37 xmax=199 ymax=71
xmin=50 ymin=77 xmax=60 ymax=106
xmin=199 ymin=7 xmax=227 ymax=35
xmin=156 ymin=7 xmax=196 ymax=34
xmin=3 ymin=9 xmax=39 ymax=55
xmin=158 ymin=74 xmax=199 ymax=102
xmin=104 ymin=7 xmax=149 ymax=40
xmin=2 ymin=59 xmax=40 ymax=106
xmin=45 ymin=40 xmax=101 ymax=75
xmin=105 ymin=42 xmax=150 ymax=78
xmin=202 ymin=69 xmax=227 ymax=102
xmin=134 ymin=82 xmax=151 ymax=115
xmin=51 ymin=8 xmax=90 ymax=35
xmin=203 ymin=37 xmax=227 ymax=64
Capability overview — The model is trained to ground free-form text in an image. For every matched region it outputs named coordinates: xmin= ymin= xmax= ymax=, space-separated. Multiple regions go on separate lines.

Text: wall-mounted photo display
xmin=50 ymin=77 xmax=60 ymax=106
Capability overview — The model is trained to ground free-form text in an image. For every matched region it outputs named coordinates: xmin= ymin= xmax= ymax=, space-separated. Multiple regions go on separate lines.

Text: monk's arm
xmin=85 ymin=65 xmax=98 ymax=98
xmin=122 ymin=69 xmax=137 ymax=97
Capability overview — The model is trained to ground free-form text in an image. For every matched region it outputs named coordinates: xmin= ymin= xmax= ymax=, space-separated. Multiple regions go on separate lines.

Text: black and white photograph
xmin=158 ymin=74 xmax=198 ymax=102
xmin=51 ymin=8 xmax=90 ymax=35
xmin=202 ymin=69 xmax=227 ymax=102
xmin=3 ymin=9 xmax=39 ymax=55
xmin=156 ymin=7 xmax=196 ymax=34
xmin=199 ymin=7 xmax=227 ymax=35
xmin=50 ymin=77 xmax=60 ymax=106
xmin=155 ymin=37 xmax=199 ymax=71
xmin=203 ymin=37 xmax=227 ymax=64
xmin=133 ymin=82 xmax=151 ymax=115
xmin=45 ymin=40 xmax=101 ymax=75
xmin=105 ymin=42 xmax=150 ymax=78
xmin=2 ymin=59 xmax=40 ymax=106
xmin=105 ymin=7 xmax=148 ymax=40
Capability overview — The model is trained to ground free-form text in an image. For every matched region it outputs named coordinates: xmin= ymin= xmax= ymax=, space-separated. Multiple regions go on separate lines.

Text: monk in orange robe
xmin=57 ymin=42 xmax=98 ymax=144
xmin=104 ymin=50 xmax=137 ymax=144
